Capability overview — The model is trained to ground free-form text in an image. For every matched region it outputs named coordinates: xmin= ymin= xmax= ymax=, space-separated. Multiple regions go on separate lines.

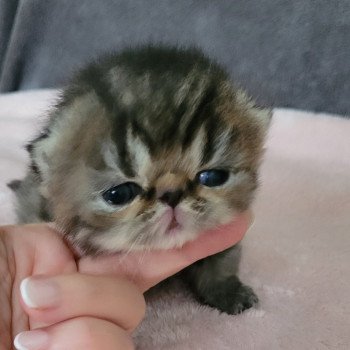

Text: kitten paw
xmin=227 ymin=284 xmax=259 ymax=314
xmin=197 ymin=277 xmax=259 ymax=315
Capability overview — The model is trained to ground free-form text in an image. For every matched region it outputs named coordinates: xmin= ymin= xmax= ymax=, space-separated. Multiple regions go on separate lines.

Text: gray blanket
xmin=0 ymin=0 xmax=349 ymax=115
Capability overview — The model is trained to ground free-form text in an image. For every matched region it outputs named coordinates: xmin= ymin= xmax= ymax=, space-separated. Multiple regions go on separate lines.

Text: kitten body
xmin=11 ymin=46 xmax=271 ymax=314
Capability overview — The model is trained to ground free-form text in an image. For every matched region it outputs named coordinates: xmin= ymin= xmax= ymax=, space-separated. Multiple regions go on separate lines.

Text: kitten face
xmin=30 ymin=47 xmax=271 ymax=254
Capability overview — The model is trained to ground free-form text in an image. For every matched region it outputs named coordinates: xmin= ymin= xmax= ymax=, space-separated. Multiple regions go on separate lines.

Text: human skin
xmin=0 ymin=211 xmax=251 ymax=350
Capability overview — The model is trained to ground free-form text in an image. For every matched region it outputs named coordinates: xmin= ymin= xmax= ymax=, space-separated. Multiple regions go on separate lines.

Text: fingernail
xmin=20 ymin=277 xmax=60 ymax=308
xmin=14 ymin=330 xmax=49 ymax=350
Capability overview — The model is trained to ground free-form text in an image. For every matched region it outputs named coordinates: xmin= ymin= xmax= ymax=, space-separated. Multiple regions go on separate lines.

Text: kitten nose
xmin=160 ymin=190 xmax=183 ymax=208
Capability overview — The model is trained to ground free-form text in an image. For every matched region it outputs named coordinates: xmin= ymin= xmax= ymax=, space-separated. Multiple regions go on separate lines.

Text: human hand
xmin=0 ymin=211 xmax=252 ymax=350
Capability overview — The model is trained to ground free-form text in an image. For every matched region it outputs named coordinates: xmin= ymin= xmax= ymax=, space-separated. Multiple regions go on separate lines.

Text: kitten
xmin=10 ymin=45 xmax=271 ymax=314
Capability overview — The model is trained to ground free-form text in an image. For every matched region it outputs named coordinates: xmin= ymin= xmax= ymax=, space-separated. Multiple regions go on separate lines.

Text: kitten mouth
xmin=168 ymin=217 xmax=179 ymax=229
xmin=166 ymin=217 xmax=182 ymax=234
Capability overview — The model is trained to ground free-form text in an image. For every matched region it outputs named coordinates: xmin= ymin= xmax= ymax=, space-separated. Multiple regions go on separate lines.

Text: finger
xmin=8 ymin=223 xmax=77 ymax=275
xmin=80 ymin=210 xmax=253 ymax=291
xmin=20 ymin=274 xmax=145 ymax=331
xmin=181 ymin=209 xmax=253 ymax=261
xmin=14 ymin=317 xmax=134 ymax=350
xmin=134 ymin=209 xmax=253 ymax=290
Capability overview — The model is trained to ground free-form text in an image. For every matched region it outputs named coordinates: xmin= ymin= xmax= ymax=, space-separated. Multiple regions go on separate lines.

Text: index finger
xmin=20 ymin=274 xmax=145 ymax=332
xmin=79 ymin=210 xmax=252 ymax=292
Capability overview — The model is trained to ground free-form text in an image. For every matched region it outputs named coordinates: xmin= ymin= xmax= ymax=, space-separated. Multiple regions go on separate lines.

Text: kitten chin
xmin=11 ymin=44 xmax=271 ymax=314
xmin=61 ymin=203 xmax=239 ymax=256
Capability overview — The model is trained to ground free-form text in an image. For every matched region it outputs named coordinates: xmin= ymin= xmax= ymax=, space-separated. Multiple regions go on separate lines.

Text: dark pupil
xmin=103 ymin=182 xmax=142 ymax=205
xmin=198 ymin=169 xmax=229 ymax=187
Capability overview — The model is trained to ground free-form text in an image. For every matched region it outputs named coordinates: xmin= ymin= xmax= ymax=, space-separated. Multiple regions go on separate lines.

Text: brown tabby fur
xmin=11 ymin=46 xmax=271 ymax=314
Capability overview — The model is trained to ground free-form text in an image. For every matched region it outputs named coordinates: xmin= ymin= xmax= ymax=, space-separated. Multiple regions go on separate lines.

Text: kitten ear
xmin=235 ymin=89 xmax=272 ymax=133
xmin=7 ymin=179 xmax=22 ymax=191
xmin=250 ymin=106 xmax=272 ymax=133
xmin=28 ymin=92 xmax=99 ymax=187
xmin=26 ymin=111 xmax=64 ymax=195
xmin=29 ymin=130 xmax=59 ymax=196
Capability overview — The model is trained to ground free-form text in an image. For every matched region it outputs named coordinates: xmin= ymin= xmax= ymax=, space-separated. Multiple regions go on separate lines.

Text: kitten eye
xmin=197 ymin=169 xmax=229 ymax=187
xmin=102 ymin=182 xmax=142 ymax=206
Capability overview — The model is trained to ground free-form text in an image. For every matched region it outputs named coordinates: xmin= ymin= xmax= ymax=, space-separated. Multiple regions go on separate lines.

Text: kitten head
xmin=30 ymin=46 xmax=271 ymax=254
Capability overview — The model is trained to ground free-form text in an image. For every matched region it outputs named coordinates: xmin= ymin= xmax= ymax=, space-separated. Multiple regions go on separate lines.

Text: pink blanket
xmin=1 ymin=90 xmax=349 ymax=349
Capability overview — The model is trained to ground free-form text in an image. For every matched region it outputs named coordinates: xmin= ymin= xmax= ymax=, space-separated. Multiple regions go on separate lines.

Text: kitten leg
xmin=183 ymin=244 xmax=258 ymax=314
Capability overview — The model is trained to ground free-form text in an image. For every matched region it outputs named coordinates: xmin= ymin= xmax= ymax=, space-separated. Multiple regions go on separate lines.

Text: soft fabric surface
xmin=0 ymin=90 xmax=349 ymax=349
xmin=1 ymin=1 xmax=350 ymax=115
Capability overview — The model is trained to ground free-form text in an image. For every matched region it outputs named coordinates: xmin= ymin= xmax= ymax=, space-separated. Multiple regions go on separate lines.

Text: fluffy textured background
xmin=0 ymin=90 xmax=349 ymax=349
